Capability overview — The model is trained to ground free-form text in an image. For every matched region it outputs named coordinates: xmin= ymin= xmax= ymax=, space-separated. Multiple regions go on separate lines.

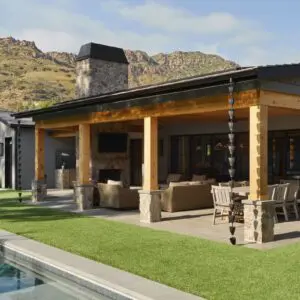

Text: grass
xmin=0 ymin=191 xmax=300 ymax=300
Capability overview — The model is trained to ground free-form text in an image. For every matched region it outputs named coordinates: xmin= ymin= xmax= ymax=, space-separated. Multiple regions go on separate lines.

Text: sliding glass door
xmin=171 ymin=133 xmax=246 ymax=181
xmin=170 ymin=130 xmax=300 ymax=182
xmin=170 ymin=136 xmax=190 ymax=179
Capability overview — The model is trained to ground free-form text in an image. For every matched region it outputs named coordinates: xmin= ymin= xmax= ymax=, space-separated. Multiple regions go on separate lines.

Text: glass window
xmin=55 ymin=150 xmax=76 ymax=169
xmin=212 ymin=134 xmax=229 ymax=181
xmin=236 ymin=133 xmax=249 ymax=180
xmin=287 ymin=132 xmax=300 ymax=173
xmin=190 ymin=135 xmax=212 ymax=175
xmin=170 ymin=136 xmax=180 ymax=173
xmin=170 ymin=136 xmax=190 ymax=178
xmin=190 ymin=135 xmax=203 ymax=174
xmin=0 ymin=143 xmax=3 ymax=157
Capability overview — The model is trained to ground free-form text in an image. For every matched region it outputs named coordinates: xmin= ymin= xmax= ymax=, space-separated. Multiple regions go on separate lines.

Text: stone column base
xmin=242 ymin=200 xmax=275 ymax=243
xmin=75 ymin=184 xmax=94 ymax=211
xmin=139 ymin=190 xmax=162 ymax=223
xmin=31 ymin=180 xmax=47 ymax=203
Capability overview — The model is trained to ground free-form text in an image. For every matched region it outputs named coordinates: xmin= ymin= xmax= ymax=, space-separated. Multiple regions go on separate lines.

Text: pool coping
xmin=0 ymin=230 xmax=203 ymax=300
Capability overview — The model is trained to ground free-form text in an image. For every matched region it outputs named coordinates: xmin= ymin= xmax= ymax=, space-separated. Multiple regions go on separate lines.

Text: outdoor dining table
xmin=232 ymin=186 xmax=250 ymax=197
xmin=231 ymin=186 xmax=250 ymax=222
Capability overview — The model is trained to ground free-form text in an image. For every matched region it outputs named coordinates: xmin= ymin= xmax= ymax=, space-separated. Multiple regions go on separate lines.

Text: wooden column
xmin=78 ymin=123 xmax=91 ymax=185
xmin=143 ymin=117 xmax=158 ymax=191
xmin=35 ymin=127 xmax=45 ymax=181
xmin=249 ymin=105 xmax=268 ymax=200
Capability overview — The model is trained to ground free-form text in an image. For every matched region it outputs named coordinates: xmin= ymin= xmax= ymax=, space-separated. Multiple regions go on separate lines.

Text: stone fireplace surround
xmin=75 ymin=124 xmax=143 ymax=185
xmin=89 ymin=123 xmax=134 ymax=185
xmin=98 ymin=169 xmax=121 ymax=182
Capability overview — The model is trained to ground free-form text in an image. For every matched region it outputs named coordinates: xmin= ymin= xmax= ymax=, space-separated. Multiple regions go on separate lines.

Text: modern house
xmin=0 ymin=110 xmax=75 ymax=189
xmin=13 ymin=42 xmax=300 ymax=243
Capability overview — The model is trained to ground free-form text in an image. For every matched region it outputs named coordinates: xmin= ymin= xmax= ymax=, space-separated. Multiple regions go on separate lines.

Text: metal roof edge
xmin=13 ymin=67 xmax=258 ymax=119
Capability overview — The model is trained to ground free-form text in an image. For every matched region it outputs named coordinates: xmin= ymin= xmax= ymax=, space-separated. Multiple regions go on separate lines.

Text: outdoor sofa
xmin=97 ymin=181 xmax=139 ymax=209
xmin=161 ymin=179 xmax=215 ymax=212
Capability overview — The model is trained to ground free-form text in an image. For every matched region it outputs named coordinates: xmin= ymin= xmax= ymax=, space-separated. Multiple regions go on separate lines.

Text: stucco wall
xmin=20 ymin=127 xmax=34 ymax=189
xmin=44 ymin=135 xmax=75 ymax=188
xmin=0 ymin=123 xmax=75 ymax=190
xmin=19 ymin=129 xmax=75 ymax=189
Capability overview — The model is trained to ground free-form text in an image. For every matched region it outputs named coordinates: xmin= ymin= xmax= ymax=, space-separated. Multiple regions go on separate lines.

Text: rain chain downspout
xmin=228 ymin=78 xmax=236 ymax=245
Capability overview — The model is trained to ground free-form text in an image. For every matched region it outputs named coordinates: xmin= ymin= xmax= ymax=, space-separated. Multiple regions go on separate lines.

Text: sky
xmin=0 ymin=0 xmax=300 ymax=66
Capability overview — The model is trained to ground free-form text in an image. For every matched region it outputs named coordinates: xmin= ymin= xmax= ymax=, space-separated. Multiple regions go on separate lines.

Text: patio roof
xmin=12 ymin=63 xmax=300 ymax=119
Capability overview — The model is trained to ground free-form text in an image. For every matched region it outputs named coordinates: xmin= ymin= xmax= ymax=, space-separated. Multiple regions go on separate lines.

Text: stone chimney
xmin=75 ymin=42 xmax=129 ymax=98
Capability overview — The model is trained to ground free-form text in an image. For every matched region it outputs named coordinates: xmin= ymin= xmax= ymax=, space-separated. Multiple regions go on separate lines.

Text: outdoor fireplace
xmin=98 ymin=169 xmax=121 ymax=183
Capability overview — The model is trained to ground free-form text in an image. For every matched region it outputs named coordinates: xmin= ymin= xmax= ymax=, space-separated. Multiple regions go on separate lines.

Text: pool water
xmin=0 ymin=256 xmax=109 ymax=299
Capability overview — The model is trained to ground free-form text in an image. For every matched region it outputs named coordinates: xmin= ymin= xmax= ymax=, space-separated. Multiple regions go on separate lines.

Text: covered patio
xmin=13 ymin=42 xmax=300 ymax=245
xmin=33 ymin=189 xmax=300 ymax=250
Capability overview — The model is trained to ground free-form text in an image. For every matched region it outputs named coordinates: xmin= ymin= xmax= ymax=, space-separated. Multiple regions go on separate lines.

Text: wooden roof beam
xmin=49 ymin=131 xmax=77 ymax=138
xmin=36 ymin=89 xmax=259 ymax=129
xmin=260 ymin=90 xmax=300 ymax=110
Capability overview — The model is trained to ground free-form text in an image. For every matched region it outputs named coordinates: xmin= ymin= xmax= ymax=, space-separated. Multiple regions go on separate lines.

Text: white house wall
xmin=20 ymin=128 xmax=76 ymax=189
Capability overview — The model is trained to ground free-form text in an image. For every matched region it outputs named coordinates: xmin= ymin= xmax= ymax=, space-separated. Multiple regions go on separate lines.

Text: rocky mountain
xmin=0 ymin=37 xmax=239 ymax=111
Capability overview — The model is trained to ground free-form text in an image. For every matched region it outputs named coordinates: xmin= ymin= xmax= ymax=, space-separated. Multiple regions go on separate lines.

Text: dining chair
xmin=268 ymin=184 xmax=278 ymax=200
xmin=284 ymin=183 xmax=299 ymax=220
xmin=273 ymin=183 xmax=299 ymax=222
xmin=280 ymin=180 xmax=300 ymax=207
xmin=211 ymin=185 xmax=232 ymax=225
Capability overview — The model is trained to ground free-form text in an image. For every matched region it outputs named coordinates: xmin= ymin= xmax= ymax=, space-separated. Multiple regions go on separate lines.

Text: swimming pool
xmin=0 ymin=255 xmax=110 ymax=299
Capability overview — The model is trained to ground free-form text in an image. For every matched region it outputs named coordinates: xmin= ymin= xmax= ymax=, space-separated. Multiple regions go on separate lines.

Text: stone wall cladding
xmin=139 ymin=190 xmax=162 ymax=223
xmin=55 ymin=169 xmax=76 ymax=189
xmin=75 ymin=58 xmax=128 ymax=98
xmin=31 ymin=180 xmax=47 ymax=203
xmin=76 ymin=184 xmax=94 ymax=211
xmin=91 ymin=123 xmax=130 ymax=185
xmin=243 ymin=200 xmax=275 ymax=243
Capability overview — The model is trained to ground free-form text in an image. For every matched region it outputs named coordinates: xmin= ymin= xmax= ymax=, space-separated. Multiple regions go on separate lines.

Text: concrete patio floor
xmin=31 ymin=189 xmax=300 ymax=250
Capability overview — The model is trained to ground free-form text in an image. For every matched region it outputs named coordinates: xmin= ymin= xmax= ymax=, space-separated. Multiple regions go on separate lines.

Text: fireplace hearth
xmin=98 ymin=169 xmax=121 ymax=183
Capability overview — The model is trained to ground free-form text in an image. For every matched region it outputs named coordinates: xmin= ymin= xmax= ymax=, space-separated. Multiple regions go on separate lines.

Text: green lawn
xmin=0 ymin=191 xmax=300 ymax=300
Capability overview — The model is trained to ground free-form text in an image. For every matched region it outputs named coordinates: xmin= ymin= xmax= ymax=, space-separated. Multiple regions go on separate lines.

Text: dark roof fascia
xmin=257 ymin=64 xmax=300 ymax=80
xmin=261 ymin=80 xmax=300 ymax=96
xmin=0 ymin=118 xmax=34 ymax=128
xmin=33 ymin=78 xmax=259 ymax=121
xmin=13 ymin=68 xmax=258 ymax=119
xmin=10 ymin=123 xmax=34 ymax=128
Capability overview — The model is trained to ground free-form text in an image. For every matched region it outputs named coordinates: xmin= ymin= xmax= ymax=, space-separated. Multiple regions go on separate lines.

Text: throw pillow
xmin=107 ymin=179 xmax=123 ymax=187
